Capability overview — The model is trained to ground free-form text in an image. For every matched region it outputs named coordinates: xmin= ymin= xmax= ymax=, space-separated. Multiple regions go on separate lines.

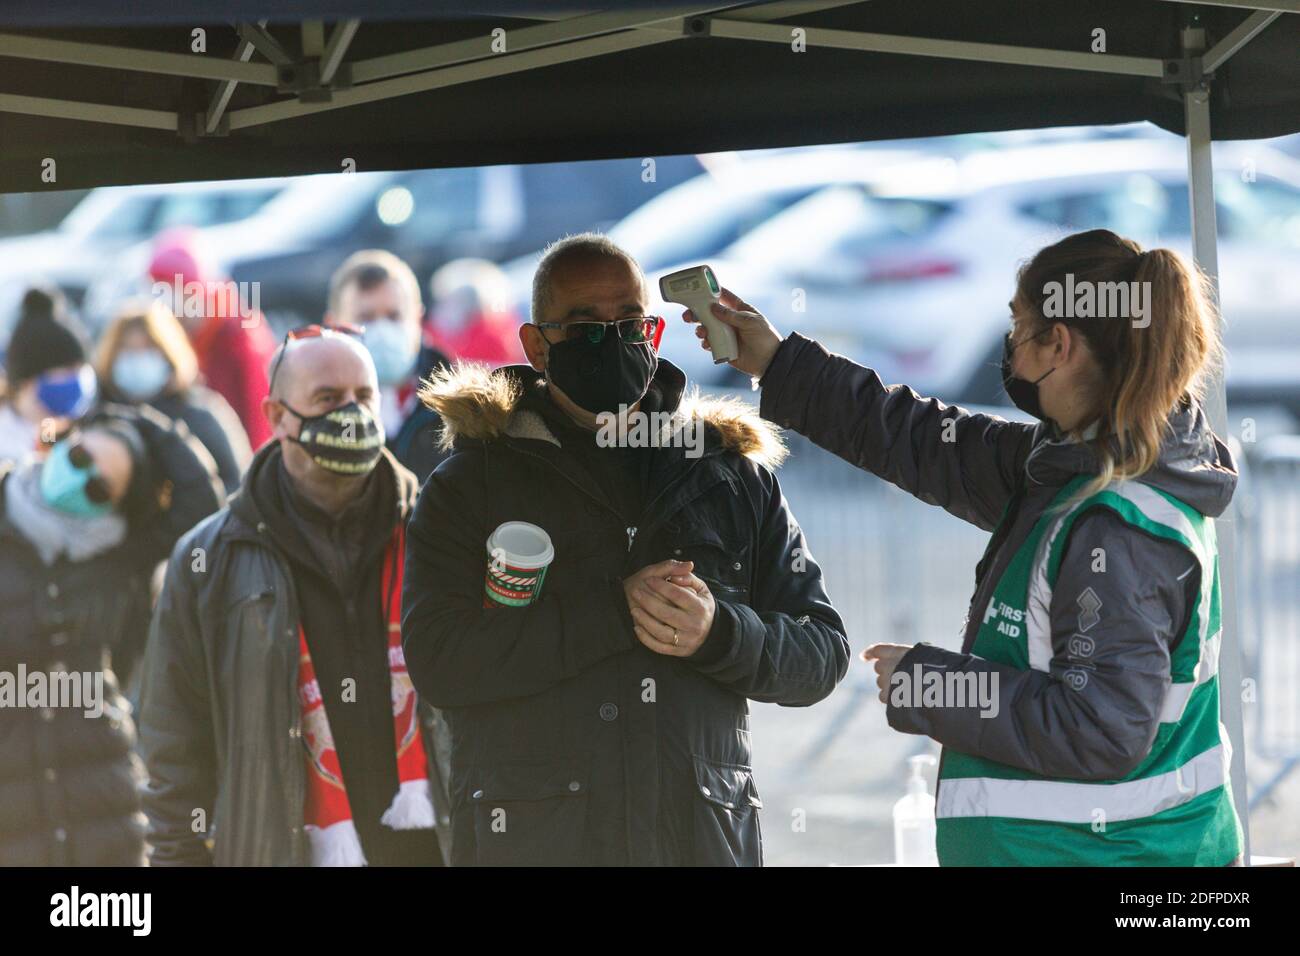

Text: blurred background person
xmin=425 ymin=257 xmax=520 ymax=367
xmin=0 ymin=287 xmax=97 ymax=467
xmin=0 ymin=404 xmax=223 ymax=865
xmin=95 ymin=299 xmax=251 ymax=495
xmin=147 ymin=227 xmax=275 ymax=453
xmin=325 ymin=249 xmax=450 ymax=485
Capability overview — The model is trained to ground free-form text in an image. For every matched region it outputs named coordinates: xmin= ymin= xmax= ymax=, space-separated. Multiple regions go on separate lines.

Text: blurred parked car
xmin=501 ymin=147 xmax=932 ymax=385
xmin=501 ymin=129 xmax=1167 ymax=318
xmin=501 ymin=146 xmax=926 ymax=301
xmin=653 ymin=139 xmax=1300 ymax=410
xmin=134 ymin=156 xmax=707 ymax=334
xmin=0 ymin=178 xmax=286 ymax=342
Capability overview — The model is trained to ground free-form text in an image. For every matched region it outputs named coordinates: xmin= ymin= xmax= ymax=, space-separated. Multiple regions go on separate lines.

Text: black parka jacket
xmin=402 ymin=359 xmax=849 ymax=866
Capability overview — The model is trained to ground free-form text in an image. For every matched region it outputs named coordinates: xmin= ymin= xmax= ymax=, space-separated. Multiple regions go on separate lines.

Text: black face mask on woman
xmin=1000 ymin=330 xmax=1057 ymax=423
xmin=544 ymin=326 xmax=657 ymax=415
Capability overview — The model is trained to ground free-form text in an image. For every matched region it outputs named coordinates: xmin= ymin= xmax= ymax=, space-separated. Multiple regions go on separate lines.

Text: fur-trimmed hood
xmin=418 ymin=360 xmax=787 ymax=469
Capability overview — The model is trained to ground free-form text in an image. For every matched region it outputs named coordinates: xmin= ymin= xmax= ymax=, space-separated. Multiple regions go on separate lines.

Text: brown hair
xmin=1013 ymin=229 xmax=1222 ymax=499
xmin=95 ymin=298 xmax=199 ymax=395
xmin=327 ymin=248 xmax=423 ymax=322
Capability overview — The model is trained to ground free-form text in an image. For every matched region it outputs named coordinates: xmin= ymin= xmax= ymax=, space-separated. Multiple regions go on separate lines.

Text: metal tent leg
xmin=1182 ymin=25 xmax=1252 ymax=863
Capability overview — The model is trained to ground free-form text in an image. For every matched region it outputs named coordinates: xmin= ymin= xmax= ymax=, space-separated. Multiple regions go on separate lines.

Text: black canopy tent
xmin=0 ymin=1 xmax=1298 ymax=189
xmin=2 ymin=0 xmax=1298 ymax=861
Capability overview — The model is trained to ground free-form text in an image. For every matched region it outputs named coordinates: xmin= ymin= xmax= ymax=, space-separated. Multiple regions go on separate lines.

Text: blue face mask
xmin=112 ymin=349 xmax=172 ymax=400
xmin=363 ymin=321 xmax=418 ymax=387
xmin=37 ymin=365 xmax=97 ymax=419
xmin=39 ymin=438 xmax=114 ymax=518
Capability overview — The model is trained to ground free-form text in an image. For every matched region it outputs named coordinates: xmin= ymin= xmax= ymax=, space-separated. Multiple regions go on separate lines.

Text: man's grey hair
xmin=530 ymin=232 xmax=648 ymax=323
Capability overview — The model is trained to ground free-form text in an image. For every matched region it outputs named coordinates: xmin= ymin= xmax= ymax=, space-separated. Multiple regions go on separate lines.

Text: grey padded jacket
xmin=759 ymin=332 xmax=1236 ymax=781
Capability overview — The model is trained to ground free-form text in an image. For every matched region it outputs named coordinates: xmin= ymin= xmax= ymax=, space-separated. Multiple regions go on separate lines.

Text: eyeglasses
xmin=534 ymin=316 xmax=659 ymax=346
xmin=268 ymin=322 xmax=365 ymax=393
xmin=66 ymin=440 xmax=112 ymax=505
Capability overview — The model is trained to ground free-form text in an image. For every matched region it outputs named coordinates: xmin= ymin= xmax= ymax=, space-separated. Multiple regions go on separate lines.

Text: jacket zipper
xmin=511 ymin=443 xmax=725 ymax=572
xmin=235 ymin=526 xmax=309 ymax=865
xmin=509 ymin=443 xmax=657 ymax=568
xmin=282 ymin=551 xmax=307 ymax=865
xmin=511 ymin=444 xmax=624 ymax=522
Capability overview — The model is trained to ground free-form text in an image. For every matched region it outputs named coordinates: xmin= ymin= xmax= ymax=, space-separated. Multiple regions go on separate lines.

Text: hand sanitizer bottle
xmin=893 ymin=754 xmax=939 ymax=866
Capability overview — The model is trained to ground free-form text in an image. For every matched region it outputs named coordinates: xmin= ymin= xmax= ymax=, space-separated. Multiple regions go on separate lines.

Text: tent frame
xmin=2 ymin=0 xmax=1295 ymax=860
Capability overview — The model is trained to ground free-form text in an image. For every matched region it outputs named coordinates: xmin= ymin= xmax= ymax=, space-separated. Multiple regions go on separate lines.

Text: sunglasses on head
xmin=66 ymin=440 xmax=112 ymax=505
xmin=268 ymin=322 xmax=365 ymax=393
xmin=534 ymin=316 xmax=661 ymax=346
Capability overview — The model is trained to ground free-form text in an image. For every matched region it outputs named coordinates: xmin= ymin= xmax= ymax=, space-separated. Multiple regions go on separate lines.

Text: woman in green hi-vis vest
xmin=682 ymin=228 xmax=1243 ymax=867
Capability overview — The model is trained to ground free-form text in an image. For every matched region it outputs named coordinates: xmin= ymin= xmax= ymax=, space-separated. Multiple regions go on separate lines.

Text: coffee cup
xmin=483 ymin=521 xmax=554 ymax=608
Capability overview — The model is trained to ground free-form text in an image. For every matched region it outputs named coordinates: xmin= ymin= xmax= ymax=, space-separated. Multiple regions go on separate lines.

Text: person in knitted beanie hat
xmin=0 ymin=286 xmax=97 ymax=462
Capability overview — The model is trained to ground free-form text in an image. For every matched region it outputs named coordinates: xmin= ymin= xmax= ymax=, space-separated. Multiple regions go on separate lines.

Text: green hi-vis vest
xmin=936 ymin=475 xmax=1244 ymax=866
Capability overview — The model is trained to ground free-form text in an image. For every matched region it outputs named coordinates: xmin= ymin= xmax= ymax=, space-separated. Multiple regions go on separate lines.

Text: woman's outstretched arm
xmin=759 ymin=332 xmax=1037 ymax=531
xmin=688 ymin=290 xmax=1040 ymax=531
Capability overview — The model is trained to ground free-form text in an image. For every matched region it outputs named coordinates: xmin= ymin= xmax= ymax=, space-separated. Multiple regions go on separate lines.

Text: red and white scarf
xmin=296 ymin=524 xmax=434 ymax=866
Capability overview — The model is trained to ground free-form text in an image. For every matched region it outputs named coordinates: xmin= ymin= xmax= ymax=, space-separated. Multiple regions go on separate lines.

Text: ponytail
xmin=1014 ymin=229 xmax=1222 ymax=500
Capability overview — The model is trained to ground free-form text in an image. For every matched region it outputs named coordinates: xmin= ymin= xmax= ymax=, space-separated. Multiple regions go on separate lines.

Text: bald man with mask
xmin=139 ymin=327 xmax=449 ymax=866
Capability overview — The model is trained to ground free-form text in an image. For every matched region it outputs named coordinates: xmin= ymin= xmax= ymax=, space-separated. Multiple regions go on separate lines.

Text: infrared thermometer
xmin=658 ymin=265 xmax=738 ymax=365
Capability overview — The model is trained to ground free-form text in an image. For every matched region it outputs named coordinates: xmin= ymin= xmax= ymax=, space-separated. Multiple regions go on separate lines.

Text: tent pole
xmin=1181 ymin=25 xmax=1252 ymax=863
xmin=701 ymin=19 xmax=1164 ymax=76
xmin=1160 ymin=0 xmax=1298 ymax=14
xmin=1203 ymin=10 xmax=1283 ymax=73
xmin=0 ymin=31 xmax=277 ymax=85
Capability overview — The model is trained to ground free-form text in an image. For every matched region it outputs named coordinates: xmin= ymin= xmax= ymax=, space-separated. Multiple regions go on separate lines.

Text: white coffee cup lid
xmin=487 ymin=521 xmax=554 ymax=569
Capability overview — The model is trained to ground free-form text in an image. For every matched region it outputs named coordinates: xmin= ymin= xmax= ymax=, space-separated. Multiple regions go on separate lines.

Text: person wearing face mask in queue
xmin=686 ymin=228 xmax=1243 ymax=867
xmin=0 ymin=287 xmax=97 ymax=466
xmin=403 ymin=233 xmax=848 ymax=866
xmin=0 ymin=405 xmax=223 ymax=865
xmin=96 ymin=299 xmax=251 ymax=494
xmin=146 ymin=228 xmax=276 ymax=453
xmin=424 ymin=257 xmax=521 ymax=368
xmin=324 ymin=249 xmax=451 ymax=486
xmin=138 ymin=325 xmax=448 ymax=866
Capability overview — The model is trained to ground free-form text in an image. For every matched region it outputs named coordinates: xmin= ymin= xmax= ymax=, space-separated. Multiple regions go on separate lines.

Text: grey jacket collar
xmin=1023 ymin=399 xmax=1236 ymax=517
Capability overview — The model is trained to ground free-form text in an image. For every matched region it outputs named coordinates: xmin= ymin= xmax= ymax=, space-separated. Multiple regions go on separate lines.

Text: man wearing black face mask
xmin=402 ymin=234 xmax=848 ymax=866
xmin=139 ymin=328 xmax=450 ymax=866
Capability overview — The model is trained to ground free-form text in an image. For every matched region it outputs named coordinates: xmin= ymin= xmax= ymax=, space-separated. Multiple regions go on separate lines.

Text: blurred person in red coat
xmin=147 ymin=228 xmax=275 ymax=451
xmin=424 ymin=258 xmax=521 ymax=367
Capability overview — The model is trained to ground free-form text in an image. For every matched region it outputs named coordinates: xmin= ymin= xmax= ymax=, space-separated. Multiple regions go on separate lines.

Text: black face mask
xmin=282 ymin=400 xmax=385 ymax=475
xmin=544 ymin=328 xmax=657 ymax=415
xmin=1000 ymin=330 xmax=1057 ymax=423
